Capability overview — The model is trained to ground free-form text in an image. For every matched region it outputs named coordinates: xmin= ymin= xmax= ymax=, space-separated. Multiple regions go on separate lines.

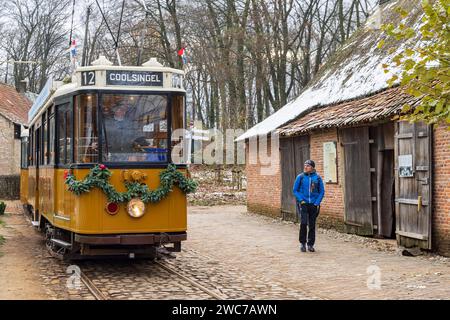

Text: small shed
xmin=0 ymin=83 xmax=32 ymax=199
xmin=238 ymin=0 xmax=449 ymax=256
xmin=0 ymin=83 xmax=31 ymax=174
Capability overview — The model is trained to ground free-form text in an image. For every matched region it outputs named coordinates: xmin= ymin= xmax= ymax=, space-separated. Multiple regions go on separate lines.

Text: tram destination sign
xmin=106 ymin=70 xmax=163 ymax=87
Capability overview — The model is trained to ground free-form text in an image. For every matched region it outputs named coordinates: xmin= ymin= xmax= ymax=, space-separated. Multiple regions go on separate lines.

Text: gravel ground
xmin=187 ymin=165 xmax=246 ymax=206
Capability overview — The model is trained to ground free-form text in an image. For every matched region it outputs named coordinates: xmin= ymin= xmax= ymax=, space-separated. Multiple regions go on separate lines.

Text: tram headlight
xmin=127 ymin=198 xmax=145 ymax=218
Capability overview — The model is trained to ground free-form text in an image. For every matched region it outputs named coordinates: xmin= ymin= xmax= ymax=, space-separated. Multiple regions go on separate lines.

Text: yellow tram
xmin=20 ymin=56 xmax=195 ymax=259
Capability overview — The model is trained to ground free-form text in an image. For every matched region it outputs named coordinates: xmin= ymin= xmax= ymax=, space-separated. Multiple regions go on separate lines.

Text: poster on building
xmin=323 ymin=141 xmax=337 ymax=183
xmin=399 ymin=154 xmax=413 ymax=177
xmin=159 ymin=120 xmax=167 ymax=132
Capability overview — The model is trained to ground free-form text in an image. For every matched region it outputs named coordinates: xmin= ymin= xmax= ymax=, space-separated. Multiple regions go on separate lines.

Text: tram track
xmin=44 ymin=244 xmax=321 ymax=300
xmin=154 ymin=260 xmax=227 ymax=300
xmin=77 ymin=256 xmax=227 ymax=300
xmin=79 ymin=270 xmax=109 ymax=300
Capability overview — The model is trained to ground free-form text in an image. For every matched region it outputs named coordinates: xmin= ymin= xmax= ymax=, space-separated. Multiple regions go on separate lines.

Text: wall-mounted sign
xmin=106 ymin=70 xmax=163 ymax=87
xmin=159 ymin=120 xmax=167 ymax=132
xmin=323 ymin=141 xmax=337 ymax=183
xmin=143 ymin=123 xmax=154 ymax=132
xmin=399 ymin=154 xmax=413 ymax=177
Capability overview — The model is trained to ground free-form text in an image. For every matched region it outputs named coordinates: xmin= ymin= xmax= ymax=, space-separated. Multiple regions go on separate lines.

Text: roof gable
xmin=0 ymin=83 xmax=32 ymax=125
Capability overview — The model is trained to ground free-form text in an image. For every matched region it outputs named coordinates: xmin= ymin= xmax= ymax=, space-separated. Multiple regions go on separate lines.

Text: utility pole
xmin=1 ymin=59 xmax=38 ymax=88
xmin=137 ymin=11 xmax=149 ymax=66
xmin=5 ymin=54 xmax=9 ymax=83
xmin=137 ymin=0 xmax=150 ymax=66
xmin=115 ymin=0 xmax=126 ymax=66
xmin=82 ymin=5 xmax=91 ymax=67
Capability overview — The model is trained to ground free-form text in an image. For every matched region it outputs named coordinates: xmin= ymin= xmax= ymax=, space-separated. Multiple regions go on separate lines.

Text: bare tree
xmin=1 ymin=0 xmax=71 ymax=92
xmin=0 ymin=0 xmax=377 ymax=126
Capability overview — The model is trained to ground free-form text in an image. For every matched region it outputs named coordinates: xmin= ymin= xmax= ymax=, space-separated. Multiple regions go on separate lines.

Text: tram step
xmin=50 ymin=238 xmax=72 ymax=249
xmin=31 ymin=221 xmax=40 ymax=227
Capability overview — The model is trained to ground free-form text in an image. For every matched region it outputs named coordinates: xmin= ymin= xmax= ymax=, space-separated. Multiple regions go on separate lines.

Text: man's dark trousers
xmin=296 ymin=202 xmax=318 ymax=246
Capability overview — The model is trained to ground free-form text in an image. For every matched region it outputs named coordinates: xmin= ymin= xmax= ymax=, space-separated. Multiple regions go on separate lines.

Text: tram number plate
xmin=82 ymin=71 xmax=96 ymax=86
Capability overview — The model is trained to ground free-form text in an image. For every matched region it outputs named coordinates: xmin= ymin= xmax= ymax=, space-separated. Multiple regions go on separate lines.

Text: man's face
xmin=304 ymin=164 xmax=313 ymax=173
xmin=114 ymin=105 xmax=128 ymax=121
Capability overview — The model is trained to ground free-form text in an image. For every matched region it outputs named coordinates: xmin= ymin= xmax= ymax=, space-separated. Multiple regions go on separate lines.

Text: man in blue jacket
xmin=292 ymin=160 xmax=325 ymax=252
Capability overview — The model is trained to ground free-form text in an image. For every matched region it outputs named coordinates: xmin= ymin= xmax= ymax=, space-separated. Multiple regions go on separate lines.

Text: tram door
xmin=33 ymin=127 xmax=40 ymax=221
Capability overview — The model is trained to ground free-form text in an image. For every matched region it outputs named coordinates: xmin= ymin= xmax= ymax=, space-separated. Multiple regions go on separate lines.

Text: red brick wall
xmin=245 ymin=131 xmax=345 ymax=221
xmin=245 ymin=125 xmax=449 ymax=256
xmin=245 ymin=139 xmax=282 ymax=217
xmin=433 ymin=124 xmax=450 ymax=256
xmin=310 ymin=129 xmax=345 ymax=222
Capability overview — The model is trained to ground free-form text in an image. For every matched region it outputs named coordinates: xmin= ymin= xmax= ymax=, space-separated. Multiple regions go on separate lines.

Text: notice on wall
xmin=323 ymin=141 xmax=337 ymax=183
xmin=143 ymin=123 xmax=154 ymax=132
xmin=160 ymin=120 xmax=167 ymax=132
xmin=399 ymin=154 xmax=413 ymax=177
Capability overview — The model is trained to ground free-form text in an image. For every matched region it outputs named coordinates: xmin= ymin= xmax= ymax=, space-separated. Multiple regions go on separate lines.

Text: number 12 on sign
xmin=82 ymin=71 xmax=96 ymax=86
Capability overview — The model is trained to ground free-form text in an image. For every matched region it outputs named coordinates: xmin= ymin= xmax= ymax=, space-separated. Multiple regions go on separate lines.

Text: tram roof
xmin=28 ymin=57 xmax=185 ymax=125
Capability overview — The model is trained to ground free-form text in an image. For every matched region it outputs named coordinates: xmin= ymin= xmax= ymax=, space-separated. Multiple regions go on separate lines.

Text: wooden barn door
xmin=280 ymin=135 xmax=309 ymax=221
xmin=341 ymin=127 xmax=373 ymax=235
xmin=395 ymin=122 xmax=432 ymax=249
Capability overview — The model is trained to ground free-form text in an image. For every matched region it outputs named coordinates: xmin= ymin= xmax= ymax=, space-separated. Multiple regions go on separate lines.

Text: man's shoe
xmin=308 ymin=246 xmax=315 ymax=252
xmin=300 ymin=244 xmax=306 ymax=252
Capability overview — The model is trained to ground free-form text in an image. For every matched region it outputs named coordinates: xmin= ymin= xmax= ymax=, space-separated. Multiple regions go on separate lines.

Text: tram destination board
xmin=106 ymin=70 xmax=163 ymax=87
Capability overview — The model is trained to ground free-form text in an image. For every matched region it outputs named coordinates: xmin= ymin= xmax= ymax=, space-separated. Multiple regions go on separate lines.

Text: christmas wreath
xmin=64 ymin=164 xmax=197 ymax=204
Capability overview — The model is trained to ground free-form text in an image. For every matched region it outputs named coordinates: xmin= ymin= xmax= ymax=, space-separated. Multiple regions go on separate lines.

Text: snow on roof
xmin=236 ymin=0 xmax=422 ymax=141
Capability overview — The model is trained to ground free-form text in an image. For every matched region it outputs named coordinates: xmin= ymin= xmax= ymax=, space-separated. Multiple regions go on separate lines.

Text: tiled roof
xmin=278 ymin=86 xmax=420 ymax=136
xmin=0 ymin=83 xmax=32 ymax=125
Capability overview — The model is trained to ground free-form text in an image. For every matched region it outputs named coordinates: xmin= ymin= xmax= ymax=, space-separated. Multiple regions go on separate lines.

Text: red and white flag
xmin=177 ymin=47 xmax=187 ymax=65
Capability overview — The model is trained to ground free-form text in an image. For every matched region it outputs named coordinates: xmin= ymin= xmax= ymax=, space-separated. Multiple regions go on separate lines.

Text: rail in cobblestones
xmin=79 ymin=270 xmax=109 ymax=300
xmin=155 ymin=261 xmax=227 ymax=299
xmin=76 ymin=255 xmax=229 ymax=300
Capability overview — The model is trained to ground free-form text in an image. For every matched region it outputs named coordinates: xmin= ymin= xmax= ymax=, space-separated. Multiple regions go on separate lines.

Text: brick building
xmin=238 ymin=0 xmax=449 ymax=256
xmin=0 ymin=83 xmax=31 ymax=175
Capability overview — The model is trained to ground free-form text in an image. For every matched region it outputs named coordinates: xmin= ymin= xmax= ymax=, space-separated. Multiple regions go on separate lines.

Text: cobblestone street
xmin=0 ymin=203 xmax=448 ymax=300
xmin=186 ymin=206 xmax=449 ymax=300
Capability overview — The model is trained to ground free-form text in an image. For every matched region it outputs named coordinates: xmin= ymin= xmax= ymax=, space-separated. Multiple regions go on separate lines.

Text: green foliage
xmin=65 ymin=164 xmax=198 ymax=204
xmin=0 ymin=202 xmax=6 ymax=215
xmin=379 ymin=0 xmax=450 ymax=128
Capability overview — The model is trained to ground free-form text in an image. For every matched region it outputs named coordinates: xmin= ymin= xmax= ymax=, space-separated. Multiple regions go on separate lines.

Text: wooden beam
xmin=395 ymin=133 xmax=413 ymax=139
xmin=396 ymin=230 xmax=428 ymax=241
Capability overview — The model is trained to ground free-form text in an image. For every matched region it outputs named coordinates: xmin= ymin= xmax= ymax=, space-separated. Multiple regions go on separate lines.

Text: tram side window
xmin=41 ymin=113 xmax=47 ymax=165
xmin=75 ymin=94 xmax=98 ymax=163
xmin=21 ymin=137 xmax=28 ymax=169
xmin=101 ymin=94 xmax=168 ymax=162
xmin=57 ymin=103 xmax=73 ymax=165
xmin=49 ymin=111 xmax=55 ymax=165
xmin=28 ymin=125 xmax=34 ymax=166
xmin=33 ymin=127 xmax=39 ymax=166
xmin=171 ymin=95 xmax=187 ymax=164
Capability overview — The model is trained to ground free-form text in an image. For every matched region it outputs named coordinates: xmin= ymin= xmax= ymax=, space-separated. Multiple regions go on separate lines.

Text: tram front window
xmin=101 ymin=94 xmax=168 ymax=162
